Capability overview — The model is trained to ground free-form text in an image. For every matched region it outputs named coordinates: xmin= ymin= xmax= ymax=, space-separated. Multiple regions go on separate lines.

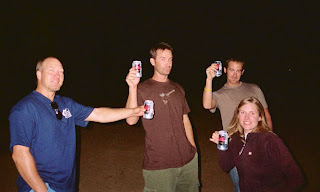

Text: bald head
xmin=35 ymin=57 xmax=64 ymax=96
xmin=36 ymin=57 xmax=62 ymax=72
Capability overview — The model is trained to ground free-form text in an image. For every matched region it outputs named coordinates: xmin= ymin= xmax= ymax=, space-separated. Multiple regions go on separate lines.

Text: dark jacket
xmin=218 ymin=132 xmax=304 ymax=192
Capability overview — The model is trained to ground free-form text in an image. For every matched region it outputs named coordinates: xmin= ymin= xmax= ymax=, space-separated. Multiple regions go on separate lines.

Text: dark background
xmin=1 ymin=1 xmax=319 ymax=191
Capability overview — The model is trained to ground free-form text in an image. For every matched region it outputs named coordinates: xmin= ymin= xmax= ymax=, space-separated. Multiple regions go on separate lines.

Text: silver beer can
xmin=217 ymin=130 xmax=228 ymax=151
xmin=143 ymin=100 xmax=154 ymax=119
xmin=214 ymin=61 xmax=223 ymax=77
xmin=132 ymin=60 xmax=142 ymax=77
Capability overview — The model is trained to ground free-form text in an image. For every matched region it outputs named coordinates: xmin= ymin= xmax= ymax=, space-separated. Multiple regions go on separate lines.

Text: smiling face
xmin=238 ymin=103 xmax=262 ymax=133
xmin=36 ymin=57 xmax=64 ymax=94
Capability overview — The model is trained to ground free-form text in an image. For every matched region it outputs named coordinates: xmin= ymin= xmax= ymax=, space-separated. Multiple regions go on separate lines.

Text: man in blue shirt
xmin=9 ymin=57 xmax=145 ymax=192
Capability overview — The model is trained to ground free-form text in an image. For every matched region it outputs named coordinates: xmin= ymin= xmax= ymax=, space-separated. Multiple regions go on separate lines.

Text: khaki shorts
xmin=143 ymin=153 xmax=200 ymax=192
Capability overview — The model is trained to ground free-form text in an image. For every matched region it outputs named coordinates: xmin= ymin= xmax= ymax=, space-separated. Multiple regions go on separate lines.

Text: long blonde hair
xmin=227 ymin=97 xmax=272 ymax=142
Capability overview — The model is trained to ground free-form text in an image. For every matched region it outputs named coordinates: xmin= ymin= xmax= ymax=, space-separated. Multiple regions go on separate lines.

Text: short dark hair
xmin=226 ymin=58 xmax=245 ymax=69
xmin=149 ymin=42 xmax=173 ymax=59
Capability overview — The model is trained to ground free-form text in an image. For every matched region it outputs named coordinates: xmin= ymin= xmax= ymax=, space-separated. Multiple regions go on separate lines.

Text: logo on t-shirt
xmin=159 ymin=90 xmax=175 ymax=105
xmin=62 ymin=108 xmax=72 ymax=119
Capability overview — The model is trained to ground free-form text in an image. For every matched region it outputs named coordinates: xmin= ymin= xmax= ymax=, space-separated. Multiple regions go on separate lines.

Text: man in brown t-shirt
xmin=125 ymin=42 xmax=199 ymax=192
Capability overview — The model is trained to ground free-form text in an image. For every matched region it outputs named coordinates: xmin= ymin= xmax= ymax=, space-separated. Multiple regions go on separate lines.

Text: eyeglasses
xmin=51 ymin=102 xmax=62 ymax=120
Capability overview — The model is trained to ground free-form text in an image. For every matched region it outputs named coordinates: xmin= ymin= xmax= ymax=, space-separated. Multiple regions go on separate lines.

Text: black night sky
xmin=1 ymin=2 xmax=319 ymax=189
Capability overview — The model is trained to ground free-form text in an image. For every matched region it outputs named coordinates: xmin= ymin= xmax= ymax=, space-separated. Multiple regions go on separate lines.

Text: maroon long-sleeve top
xmin=218 ymin=132 xmax=304 ymax=192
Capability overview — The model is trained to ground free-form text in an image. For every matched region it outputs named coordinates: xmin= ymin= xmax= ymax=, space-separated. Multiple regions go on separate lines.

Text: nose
xmin=245 ymin=113 xmax=250 ymax=119
xmin=233 ymin=71 xmax=237 ymax=77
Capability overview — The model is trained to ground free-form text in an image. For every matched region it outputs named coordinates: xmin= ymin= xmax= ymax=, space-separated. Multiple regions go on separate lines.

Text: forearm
xmin=183 ymin=114 xmax=196 ymax=147
xmin=264 ymin=108 xmax=273 ymax=130
xmin=126 ymin=86 xmax=139 ymax=125
xmin=217 ymin=150 xmax=235 ymax=172
xmin=12 ymin=146 xmax=47 ymax=192
xmin=203 ymin=78 xmax=215 ymax=109
xmin=87 ymin=107 xmax=138 ymax=123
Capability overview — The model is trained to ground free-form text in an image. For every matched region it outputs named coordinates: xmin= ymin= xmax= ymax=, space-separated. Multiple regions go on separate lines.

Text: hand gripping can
xmin=132 ymin=60 xmax=142 ymax=77
xmin=143 ymin=100 xmax=154 ymax=119
xmin=214 ymin=61 xmax=223 ymax=77
xmin=217 ymin=130 xmax=228 ymax=151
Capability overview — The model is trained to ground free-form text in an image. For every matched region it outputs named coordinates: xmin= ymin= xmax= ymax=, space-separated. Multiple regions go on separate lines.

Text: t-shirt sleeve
xmin=9 ymin=111 xmax=35 ymax=151
xmin=209 ymin=91 xmax=218 ymax=113
xmin=254 ymin=85 xmax=268 ymax=108
xmin=70 ymin=100 xmax=94 ymax=127
xmin=137 ymin=91 xmax=144 ymax=106
xmin=175 ymin=83 xmax=190 ymax=115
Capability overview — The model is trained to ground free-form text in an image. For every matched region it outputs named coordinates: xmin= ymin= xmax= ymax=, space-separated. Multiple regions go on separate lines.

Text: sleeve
xmin=209 ymin=91 xmax=218 ymax=113
xmin=70 ymin=99 xmax=94 ymax=127
xmin=137 ymin=90 xmax=144 ymax=106
xmin=217 ymin=149 xmax=235 ymax=172
xmin=9 ymin=110 xmax=35 ymax=151
xmin=267 ymin=136 xmax=305 ymax=191
xmin=253 ymin=85 xmax=268 ymax=108
xmin=175 ymin=83 xmax=190 ymax=115
xmin=217 ymin=137 xmax=236 ymax=172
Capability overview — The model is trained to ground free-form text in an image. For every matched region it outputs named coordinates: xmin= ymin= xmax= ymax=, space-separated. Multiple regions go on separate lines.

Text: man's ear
xmin=150 ymin=58 xmax=155 ymax=66
xmin=224 ymin=67 xmax=227 ymax=73
xmin=36 ymin=71 xmax=41 ymax=80
xmin=242 ymin=69 xmax=245 ymax=75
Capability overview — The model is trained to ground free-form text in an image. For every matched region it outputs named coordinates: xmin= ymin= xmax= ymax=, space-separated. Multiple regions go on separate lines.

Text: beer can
xmin=143 ymin=100 xmax=154 ymax=119
xmin=214 ymin=61 xmax=223 ymax=77
xmin=132 ymin=60 xmax=142 ymax=77
xmin=217 ymin=130 xmax=228 ymax=151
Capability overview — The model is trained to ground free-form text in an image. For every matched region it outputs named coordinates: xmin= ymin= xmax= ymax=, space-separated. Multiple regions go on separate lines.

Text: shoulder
xmin=170 ymin=80 xmax=185 ymax=92
xmin=138 ymin=79 xmax=152 ymax=90
xmin=55 ymin=95 xmax=74 ymax=103
xmin=241 ymin=82 xmax=260 ymax=89
xmin=253 ymin=132 xmax=282 ymax=145
xmin=214 ymin=84 xmax=228 ymax=94
xmin=11 ymin=93 xmax=39 ymax=113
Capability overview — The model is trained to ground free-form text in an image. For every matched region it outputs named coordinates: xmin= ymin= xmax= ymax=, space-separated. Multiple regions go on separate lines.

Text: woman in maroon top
xmin=210 ymin=97 xmax=304 ymax=192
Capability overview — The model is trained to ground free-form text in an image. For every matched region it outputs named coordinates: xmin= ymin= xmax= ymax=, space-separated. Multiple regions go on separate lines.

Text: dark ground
xmin=1 ymin=90 xmax=319 ymax=191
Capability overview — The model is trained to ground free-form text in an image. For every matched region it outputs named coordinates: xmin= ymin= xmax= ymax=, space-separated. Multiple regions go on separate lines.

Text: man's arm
xmin=85 ymin=106 xmax=144 ymax=123
xmin=203 ymin=64 xmax=218 ymax=109
xmin=12 ymin=145 xmax=48 ymax=192
xmin=203 ymin=78 xmax=217 ymax=109
xmin=183 ymin=114 xmax=196 ymax=147
xmin=264 ymin=107 xmax=273 ymax=130
xmin=125 ymin=67 xmax=141 ymax=125
xmin=125 ymin=86 xmax=140 ymax=125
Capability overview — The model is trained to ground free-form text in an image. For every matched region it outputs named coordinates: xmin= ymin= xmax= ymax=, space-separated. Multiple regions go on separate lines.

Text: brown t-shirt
xmin=138 ymin=79 xmax=197 ymax=170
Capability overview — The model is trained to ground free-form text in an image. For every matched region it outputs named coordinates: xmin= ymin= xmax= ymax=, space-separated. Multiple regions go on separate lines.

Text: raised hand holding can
xmin=214 ymin=61 xmax=223 ymax=77
xmin=132 ymin=61 xmax=142 ymax=77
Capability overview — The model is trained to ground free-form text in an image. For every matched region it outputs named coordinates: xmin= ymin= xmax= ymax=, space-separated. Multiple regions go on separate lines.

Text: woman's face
xmin=238 ymin=103 xmax=262 ymax=133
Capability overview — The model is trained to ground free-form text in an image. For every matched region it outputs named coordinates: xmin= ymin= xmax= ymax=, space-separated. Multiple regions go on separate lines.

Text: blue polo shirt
xmin=9 ymin=90 xmax=94 ymax=192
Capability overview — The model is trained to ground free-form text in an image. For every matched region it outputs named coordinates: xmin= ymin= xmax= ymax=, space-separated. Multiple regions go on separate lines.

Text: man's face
xmin=151 ymin=49 xmax=173 ymax=76
xmin=37 ymin=58 xmax=64 ymax=92
xmin=224 ymin=61 xmax=244 ymax=86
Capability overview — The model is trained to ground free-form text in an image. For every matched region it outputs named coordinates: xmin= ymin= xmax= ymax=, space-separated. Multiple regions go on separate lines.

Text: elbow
xmin=126 ymin=118 xmax=137 ymax=126
xmin=12 ymin=151 xmax=21 ymax=165
xmin=203 ymin=103 xmax=211 ymax=109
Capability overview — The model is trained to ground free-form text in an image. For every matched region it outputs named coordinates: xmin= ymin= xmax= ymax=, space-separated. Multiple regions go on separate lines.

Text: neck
xmin=35 ymin=87 xmax=56 ymax=101
xmin=152 ymin=73 xmax=169 ymax=82
xmin=226 ymin=81 xmax=241 ymax=87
